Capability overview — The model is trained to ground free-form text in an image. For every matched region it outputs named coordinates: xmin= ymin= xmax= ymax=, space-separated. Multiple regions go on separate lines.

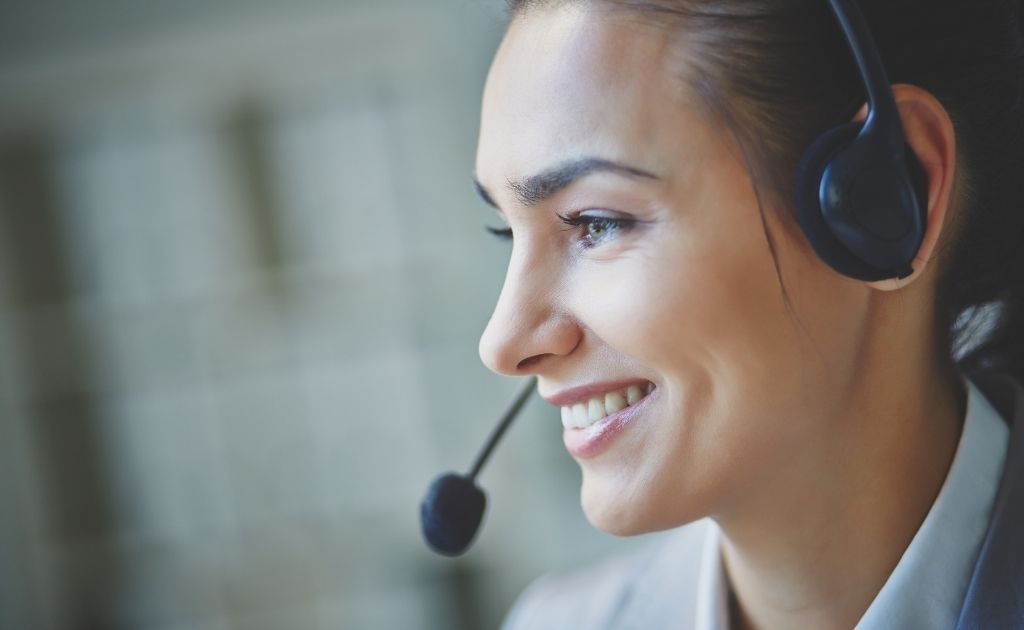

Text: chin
xmin=579 ymin=472 xmax=708 ymax=536
xmin=579 ymin=476 xmax=661 ymax=536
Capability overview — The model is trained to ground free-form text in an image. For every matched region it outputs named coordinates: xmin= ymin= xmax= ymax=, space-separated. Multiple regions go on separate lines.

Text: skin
xmin=474 ymin=5 xmax=964 ymax=629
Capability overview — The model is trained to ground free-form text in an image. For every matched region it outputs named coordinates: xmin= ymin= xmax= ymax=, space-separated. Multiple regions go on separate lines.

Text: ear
xmin=853 ymin=84 xmax=958 ymax=291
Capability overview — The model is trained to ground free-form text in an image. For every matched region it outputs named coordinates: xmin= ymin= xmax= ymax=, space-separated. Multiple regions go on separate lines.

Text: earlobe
xmin=864 ymin=84 xmax=958 ymax=292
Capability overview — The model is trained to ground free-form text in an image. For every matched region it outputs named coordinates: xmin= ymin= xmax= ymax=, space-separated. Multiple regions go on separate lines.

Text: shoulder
xmin=500 ymin=519 xmax=712 ymax=630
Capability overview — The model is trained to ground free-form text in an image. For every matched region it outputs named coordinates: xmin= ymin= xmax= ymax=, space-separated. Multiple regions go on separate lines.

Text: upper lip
xmin=541 ymin=379 xmax=654 ymax=407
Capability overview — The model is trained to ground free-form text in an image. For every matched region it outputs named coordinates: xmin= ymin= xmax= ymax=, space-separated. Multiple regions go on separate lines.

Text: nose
xmin=478 ymin=249 xmax=581 ymax=376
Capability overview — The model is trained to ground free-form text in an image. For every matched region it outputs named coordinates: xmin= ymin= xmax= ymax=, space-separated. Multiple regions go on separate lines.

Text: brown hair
xmin=506 ymin=0 xmax=1024 ymax=384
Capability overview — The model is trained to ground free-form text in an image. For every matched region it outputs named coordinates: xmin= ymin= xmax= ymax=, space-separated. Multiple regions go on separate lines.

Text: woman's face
xmin=475 ymin=5 xmax=867 ymax=535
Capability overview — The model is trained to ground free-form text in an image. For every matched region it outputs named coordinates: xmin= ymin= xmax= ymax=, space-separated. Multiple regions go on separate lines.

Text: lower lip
xmin=562 ymin=388 xmax=656 ymax=459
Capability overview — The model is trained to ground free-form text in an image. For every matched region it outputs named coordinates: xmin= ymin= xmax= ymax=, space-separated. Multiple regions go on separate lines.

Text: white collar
xmin=694 ymin=376 xmax=1011 ymax=630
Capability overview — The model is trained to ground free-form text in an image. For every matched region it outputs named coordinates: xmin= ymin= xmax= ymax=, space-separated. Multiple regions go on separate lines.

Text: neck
xmin=715 ymin=328 xmax=966 ymax=630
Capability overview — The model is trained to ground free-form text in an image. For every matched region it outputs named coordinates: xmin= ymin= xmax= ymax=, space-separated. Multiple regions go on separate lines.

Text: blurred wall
xmin=0 ymin=1 xmax=643 ymax=629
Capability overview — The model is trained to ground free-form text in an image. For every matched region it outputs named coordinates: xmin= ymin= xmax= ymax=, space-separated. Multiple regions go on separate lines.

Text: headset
xmin=421 ymin=0 xmax=929 ymax=556
xmin=797 ymin=0 xmax=928 ymax=281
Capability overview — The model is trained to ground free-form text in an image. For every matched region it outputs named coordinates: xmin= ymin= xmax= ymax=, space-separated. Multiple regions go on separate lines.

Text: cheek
xmin=569 ymin=222 xmax=799 ymax=385
xmin=564 ymin=198 xmax=869 ymax=530
xmin=570 ymin=211 xmax=824 ymax=464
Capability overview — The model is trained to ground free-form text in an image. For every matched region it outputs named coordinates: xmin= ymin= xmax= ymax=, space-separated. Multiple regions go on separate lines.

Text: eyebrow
xmin=473 ymin=157 xmax=659 ymax=209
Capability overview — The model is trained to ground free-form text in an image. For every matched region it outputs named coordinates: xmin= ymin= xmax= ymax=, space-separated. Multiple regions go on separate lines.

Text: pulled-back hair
xmin=505 ymin=0 xmax=1024 ymax=385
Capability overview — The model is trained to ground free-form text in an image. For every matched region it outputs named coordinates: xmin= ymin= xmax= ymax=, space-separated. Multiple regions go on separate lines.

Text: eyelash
xmin=485 ymin=225 xmax=513 ymax=240
xmin=485 ymin=213 xmax=634 ymax=248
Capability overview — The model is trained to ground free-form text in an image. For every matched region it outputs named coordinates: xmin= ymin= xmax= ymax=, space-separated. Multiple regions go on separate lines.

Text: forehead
xmin=475 ymin=5 xmax=704 ymax=197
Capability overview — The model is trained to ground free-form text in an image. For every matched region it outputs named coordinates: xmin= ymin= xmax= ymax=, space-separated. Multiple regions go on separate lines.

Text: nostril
xmin=516 ymin=354 xmax=547 ymax=371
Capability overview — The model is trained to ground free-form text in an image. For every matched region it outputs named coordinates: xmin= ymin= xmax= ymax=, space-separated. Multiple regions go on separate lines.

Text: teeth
xmin=626 ymin=385 xmax=643 ymax=405
xmin=605 ymin=391 xmax=627 ymax=414
xmin=560 ymin=383 xmax=654 ymax=430
xmin=572 ymin=403 xmax=588 ymax=428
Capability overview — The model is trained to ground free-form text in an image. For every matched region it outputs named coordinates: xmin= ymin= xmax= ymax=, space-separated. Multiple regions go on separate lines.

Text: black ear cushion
xmin=794 ymin=122 xmax=893 ymax=281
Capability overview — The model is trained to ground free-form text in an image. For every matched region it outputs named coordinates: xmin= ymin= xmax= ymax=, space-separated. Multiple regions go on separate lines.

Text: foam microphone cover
xmin=420 ymin=472 xmax=486 ymax=556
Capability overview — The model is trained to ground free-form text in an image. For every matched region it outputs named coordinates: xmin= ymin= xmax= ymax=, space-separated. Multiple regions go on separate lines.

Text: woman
xmin=472 ymin=0 xmax=1024 ymax=628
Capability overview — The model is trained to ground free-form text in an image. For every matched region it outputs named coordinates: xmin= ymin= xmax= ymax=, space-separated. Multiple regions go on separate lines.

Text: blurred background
xmin=0 ymin=1 xmax=645 ymax=628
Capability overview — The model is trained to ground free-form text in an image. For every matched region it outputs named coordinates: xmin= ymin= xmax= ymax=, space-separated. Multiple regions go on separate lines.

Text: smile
xmin=560 ymin=382 xmax=656 ymax=430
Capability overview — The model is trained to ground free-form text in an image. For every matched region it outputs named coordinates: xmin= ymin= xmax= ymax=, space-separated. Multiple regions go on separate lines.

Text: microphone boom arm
xmin=468 ymin=375 xmax=538 ymax=480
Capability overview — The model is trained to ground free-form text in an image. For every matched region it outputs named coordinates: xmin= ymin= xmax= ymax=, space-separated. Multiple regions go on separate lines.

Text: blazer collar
xmin=956 ymin=370 xmax=1024 ymax=629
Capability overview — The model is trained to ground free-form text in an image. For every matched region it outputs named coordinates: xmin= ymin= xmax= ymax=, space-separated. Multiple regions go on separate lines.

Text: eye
xmin=557 ymin=212 xmax=635 ymax=248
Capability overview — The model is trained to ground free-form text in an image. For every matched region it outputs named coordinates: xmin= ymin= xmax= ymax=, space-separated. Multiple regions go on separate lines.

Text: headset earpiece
xmin=794 ymin=0 xmax=930 ymax=282
xmin=794 ymin=119 xmax=929 ymax=281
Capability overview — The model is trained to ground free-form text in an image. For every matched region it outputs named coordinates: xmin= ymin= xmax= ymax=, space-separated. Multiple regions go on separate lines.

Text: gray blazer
xmin=501 ymin=371 xmax=1024 ymax=630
